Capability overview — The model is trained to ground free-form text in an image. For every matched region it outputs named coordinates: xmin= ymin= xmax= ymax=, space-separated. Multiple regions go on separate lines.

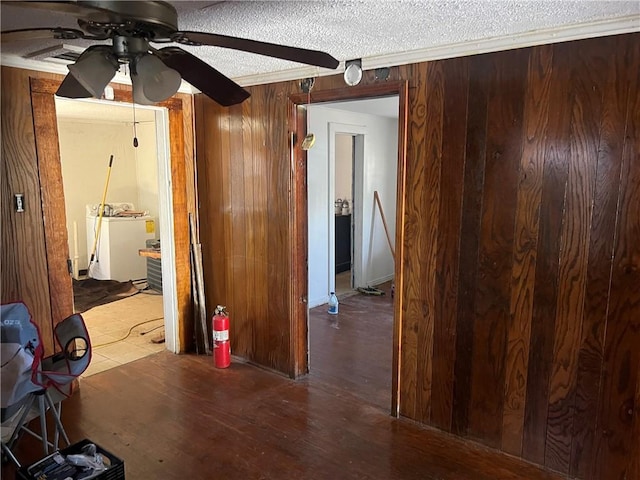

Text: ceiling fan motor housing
xmin=77 ymin=0 xmax=178 ymax=40
xmin=112 ymin=36 xmax=149 ymax=64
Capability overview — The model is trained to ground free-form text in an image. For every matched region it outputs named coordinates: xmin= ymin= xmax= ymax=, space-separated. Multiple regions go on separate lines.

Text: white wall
xmin=307 ymin=104 xmax=398 ymax=307
xmin=57 ymin=118 xmax=158 ymax=270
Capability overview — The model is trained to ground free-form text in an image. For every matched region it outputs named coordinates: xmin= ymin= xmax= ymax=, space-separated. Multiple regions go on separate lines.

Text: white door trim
xmin=328 ymin=122 xmax=367 ymax=292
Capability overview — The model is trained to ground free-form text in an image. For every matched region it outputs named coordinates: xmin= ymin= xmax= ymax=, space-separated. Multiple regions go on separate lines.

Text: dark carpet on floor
xmin=73 ymin=278 xmax=140 ymax=313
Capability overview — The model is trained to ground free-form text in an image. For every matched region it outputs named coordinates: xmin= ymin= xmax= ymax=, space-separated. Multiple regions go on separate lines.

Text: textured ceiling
xmin=1 ymin=1 xmax=638 ymax=83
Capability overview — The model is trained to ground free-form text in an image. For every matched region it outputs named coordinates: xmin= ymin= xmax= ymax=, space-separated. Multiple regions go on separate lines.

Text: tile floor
xmin=81 ymin=291 xmax=166 ymax=377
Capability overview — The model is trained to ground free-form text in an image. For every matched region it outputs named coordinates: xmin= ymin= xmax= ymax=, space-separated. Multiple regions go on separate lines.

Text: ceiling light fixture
xmin=63 ymin=36 xmax=183 ymax=105
xmin=67 ymin=46 xmax=119 ymax=98
xmin=132 ymin=54 xmax=182 ymax=105
xmin=343 ymin=59 xmax=363 ymax=87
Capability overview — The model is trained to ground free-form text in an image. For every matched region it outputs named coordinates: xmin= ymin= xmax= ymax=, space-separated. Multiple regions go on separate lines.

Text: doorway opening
xmin=54 ymin=97 xmax=177 ymax=376
xmin=334 ymin=132 xmax=355 ymax=297
xmin=303 ymin=93 xmax=403 ymax=412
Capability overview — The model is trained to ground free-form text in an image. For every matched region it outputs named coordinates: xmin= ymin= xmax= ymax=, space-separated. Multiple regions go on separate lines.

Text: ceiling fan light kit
xmin=132 ymin=54 xmax=181 ymax=105
xmin=2 ymin=1 xmax=340 ymax=106
xmin=67 ymin=46 xmax=118 ymax=97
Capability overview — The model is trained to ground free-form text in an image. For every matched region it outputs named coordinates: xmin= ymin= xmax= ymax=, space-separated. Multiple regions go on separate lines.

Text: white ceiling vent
xmin=23 ymin=44 xmax=85 ymax=64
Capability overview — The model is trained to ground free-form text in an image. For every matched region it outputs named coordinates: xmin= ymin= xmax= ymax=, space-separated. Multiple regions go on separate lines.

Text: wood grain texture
xmin=431 ymin=57 xmax=468 ymax=431
xmin=468 ymin=49 xmax=527 ymax=447
xmin=415 ymin=60 xmax=444 ymax=424
xmin=630 ymin=356 xmax=640 ymax=480
xmin=250 ymin=85 xmax=270 ymax=369
xmin=502 ymin=44 xmax=552 ymax=456
xmin=1 ymin=68 xmax=56 ymax=352
xmin=290 ymin=101 xmax=308 ymax=377
xmin=544 ymin=37 xmax=609 ymax=474
xmin=195 ymin=97 xmax=228 ymax=347
xmin=177 ymin=92 xmax=197 ymax=351
xmin=399 ymin=62 xmax=429 ymax=420
xmin=570 ymin=35 xmax=635 ymax=479
xmin=30 ymin=89 xmax=74 ymax=334
xmin=166 ymin=105 xmax=193 ymax=352
xmin=265 ymin=84 xmax=291 ymax=373
xmin=591 ymin=38 xmax=640 ymax=480
xmin=2 ymin=352 xmax=565 ymax=480
xmin=451 ymin=56 xmax=490 ymax=437
xmin=521 ymin=41 xmax=573 ymax=466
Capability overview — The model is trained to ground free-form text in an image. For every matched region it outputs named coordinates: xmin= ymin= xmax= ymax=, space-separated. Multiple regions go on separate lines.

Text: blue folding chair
xmin=1 ymin=303 xmax=92 ymax=467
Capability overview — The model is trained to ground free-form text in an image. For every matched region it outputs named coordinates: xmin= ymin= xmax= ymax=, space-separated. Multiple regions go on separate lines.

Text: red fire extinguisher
xmin=212 ymin=305 xmax=231 ymax=368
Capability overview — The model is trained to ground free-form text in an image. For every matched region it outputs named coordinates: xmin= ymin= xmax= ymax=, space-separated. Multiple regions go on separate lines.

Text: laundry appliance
xmin=86 ymin=203 xmax=156 ymax=282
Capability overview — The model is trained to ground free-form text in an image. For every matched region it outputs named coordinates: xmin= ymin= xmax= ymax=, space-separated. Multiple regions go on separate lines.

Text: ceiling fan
xmin=1 ymin=1 xmax=340 ymax=106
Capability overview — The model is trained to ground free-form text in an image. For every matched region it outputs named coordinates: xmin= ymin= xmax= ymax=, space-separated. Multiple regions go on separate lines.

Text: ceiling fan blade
xmin=157 ymin=47 xmax=250 ymax=107
xmin=171 ymin=31 xmax=340 ymax=70
xmin=56 ymin=73 xmax=93 ymax=98
xmin=1 ymin=27 xmax=86 ymax=43
xmin=3 ymin=1 xmax=110 ymax=16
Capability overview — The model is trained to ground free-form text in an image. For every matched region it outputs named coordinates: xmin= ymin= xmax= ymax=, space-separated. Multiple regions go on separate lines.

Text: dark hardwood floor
xmin=3 ymin=287 xmax=563 ymax=480
xmin=309 ymin=282 xmax=394 ymax=411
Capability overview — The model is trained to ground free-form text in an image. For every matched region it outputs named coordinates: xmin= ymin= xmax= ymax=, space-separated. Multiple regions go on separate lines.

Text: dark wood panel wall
xmin=194 ymin=33 xmax=639 ymax=478
xmin=195 ymin=86 xmax=293 ymax=373
xmin=399 ymin=34 xmax=639 ymax=480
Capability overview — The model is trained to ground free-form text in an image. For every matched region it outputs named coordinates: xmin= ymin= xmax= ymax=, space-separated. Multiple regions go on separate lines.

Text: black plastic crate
xmin=17 ymin=438 xmax=125 ymax=480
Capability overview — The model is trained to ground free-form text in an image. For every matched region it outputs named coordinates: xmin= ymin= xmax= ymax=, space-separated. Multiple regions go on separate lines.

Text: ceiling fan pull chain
xmin=132 ymin=99 xmax=139 ymax=148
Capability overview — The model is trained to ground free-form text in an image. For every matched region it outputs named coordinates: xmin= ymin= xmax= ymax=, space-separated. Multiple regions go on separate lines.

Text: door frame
xmin=289 ymin=81 xmax=409 ymax=416
xmin=29 ymin=77 xmax=194 ymax=352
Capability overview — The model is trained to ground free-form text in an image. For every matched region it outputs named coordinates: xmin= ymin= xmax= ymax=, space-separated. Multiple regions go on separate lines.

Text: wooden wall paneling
xmin=399 ymin=61 xmax=429 ymax=420
xmin=544 ymin=37 xmax=609 ymax=474
xmin=451 ymin=56 xmax=491 ymax=437
xmin=249 ymin=86 xmax=270 ymax=368
xmin=415 ymin=60 xmax=444 ymax=424
xmin=501 ymin=44 xmax=553 ymax=456
xmin=570 ymin=34 xmax=636 ymax=478
xmin=545 ymin=36 xmax=604 ymax=473
xmin=522 ymin=41 xmax=574 ymax=465
xmin=290 ymin=101 xmax=308 ymax=377
xmin=265 ymin=84 xmax=291 ymax=373
xmin=0 ymin=68 xmax=54 ymax=351
xmin=241 ymin=97 xmax=257 ymax=361
xmin=591 ymin=39 xmax=640 ymax=480
xmin=30 ymin=89 xmax=74 ymax=335
xmin=630 ymin=356 xmax=640 ymax=480
xmin=1 ymin=68 xmax=23 ymax=305
xmin=229 ymin=103 xmax=250 ymax=357
xmin=195 ymin=98 xmax=226 ymax=348
xmin=467 ymin=49 xmax=527 ymax=447
xmin=430 ymin=57 xmax=469 ymax=431
xmin=188 ymin=34 xmax=639 ymax=476
xmin=217 ymin=101 xmax=233 ymax=348
xmin=0 ymin=158 xmax=19 ymax=303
